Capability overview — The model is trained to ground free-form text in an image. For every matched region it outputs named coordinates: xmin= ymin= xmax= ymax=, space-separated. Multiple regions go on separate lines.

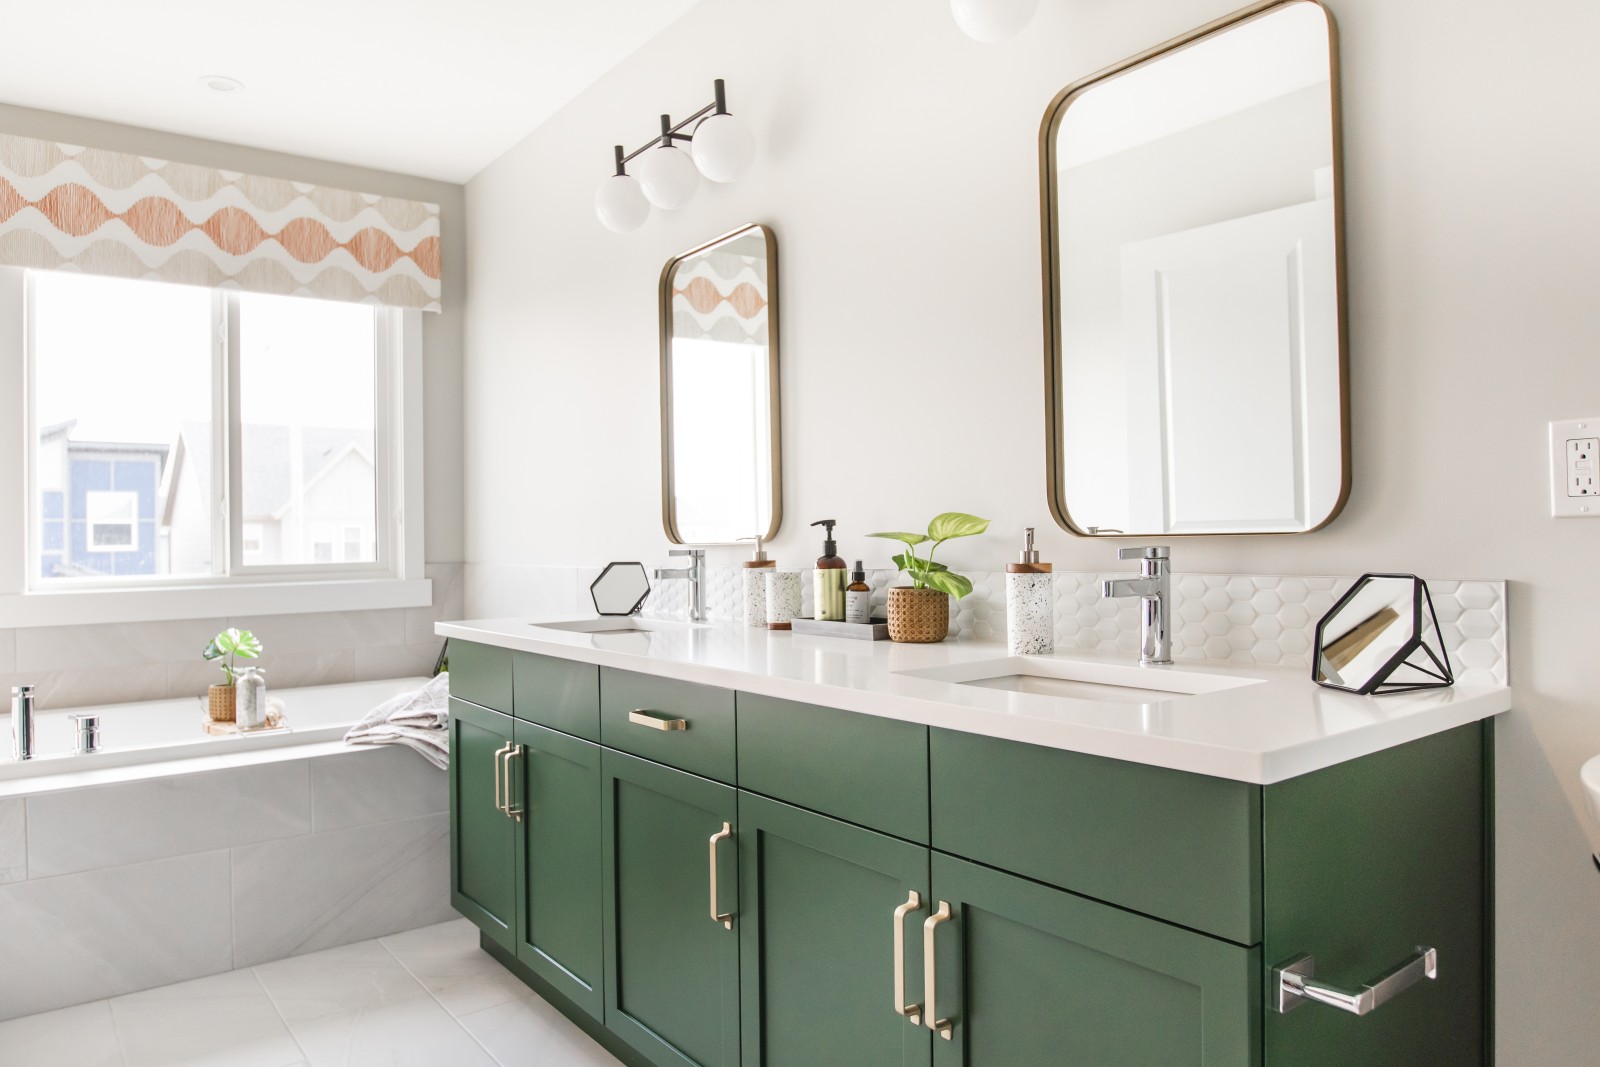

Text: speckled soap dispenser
xmin=1006 ymin=527 xmax=1054 ymax=655
xmin=740 ymin=536 xmax=776 ymax=628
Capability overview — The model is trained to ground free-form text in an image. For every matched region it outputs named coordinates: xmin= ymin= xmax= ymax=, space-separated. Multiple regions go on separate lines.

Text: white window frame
xmin=0 ymin=268 xmax=429 ymax=627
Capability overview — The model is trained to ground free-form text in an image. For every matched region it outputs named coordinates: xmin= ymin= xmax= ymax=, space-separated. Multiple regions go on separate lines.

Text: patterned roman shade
xmin=0 ymin=133 xmax=441 ymax=311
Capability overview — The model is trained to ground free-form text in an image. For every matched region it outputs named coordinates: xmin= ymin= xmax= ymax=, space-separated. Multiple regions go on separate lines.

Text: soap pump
xmin=1006 ymin=527 xmax=1054 ymax=655
xmin=740 ymin=535 xmax=776 ymax=628
xmin=811 ymin=519 xmax=847 ymax=621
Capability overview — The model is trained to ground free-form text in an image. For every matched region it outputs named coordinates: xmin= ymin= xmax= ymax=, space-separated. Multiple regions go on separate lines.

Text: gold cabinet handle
xmin=491 ymin=742 xmax=510 ymax=816
xmin=893 ymin=890 xmax=924 ymax=1025
xmin=923 ymin=901 xmax=954 ymax=1040
xmin=708 ymin=822 xmax=734 ymax=930
xmin=503 ymin=744 xmax=524 ymax=823
xmin=629 ymin=709 xmax=688 ymax=731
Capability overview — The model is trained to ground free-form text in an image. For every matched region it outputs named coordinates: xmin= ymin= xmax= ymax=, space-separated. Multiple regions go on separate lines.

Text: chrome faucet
xmin=1100 ymin=546 xmax=1172 ymax=666
xmin=11 ymin=685 xmax=36 ymax=761
xmin=654 ymin=548 xmax=707 ymax=622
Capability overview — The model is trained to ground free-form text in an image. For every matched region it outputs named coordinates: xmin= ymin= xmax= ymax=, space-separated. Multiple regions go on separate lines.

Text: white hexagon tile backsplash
xmin=637 ymin=566 xmax=1507 ymax=687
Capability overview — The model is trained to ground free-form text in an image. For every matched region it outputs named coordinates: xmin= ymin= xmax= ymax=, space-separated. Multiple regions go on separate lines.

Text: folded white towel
xmin=344 ymin=673 xmax=451 ymax=769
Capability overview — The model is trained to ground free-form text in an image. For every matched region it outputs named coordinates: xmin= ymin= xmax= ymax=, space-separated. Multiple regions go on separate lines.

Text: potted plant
xmin=868 ymin=512 xmax=990 ymax=643
xmin=203 ymin=627 xmax=262 ymax=722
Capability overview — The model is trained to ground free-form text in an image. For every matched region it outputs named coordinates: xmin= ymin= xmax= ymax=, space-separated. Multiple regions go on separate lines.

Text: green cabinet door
xmin=602 ymin=749 xmax=740 ymax=1067
xmin=449 ymin=697 xmax=517 ymax=951
xmin=737 ymin=792 xmax=932 ymax=1067
xmin=512 ymin=718 xmax=605 ymax=1020
xmin=928 ymin=852 xmax=1259 ymax=1067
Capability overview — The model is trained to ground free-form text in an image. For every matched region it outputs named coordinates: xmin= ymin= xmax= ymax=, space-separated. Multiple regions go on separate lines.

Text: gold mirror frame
xmin=659 ymin=222 xmax=782 ymax=545
xmin=1038 ymin=0 xmax=1351 ymax=537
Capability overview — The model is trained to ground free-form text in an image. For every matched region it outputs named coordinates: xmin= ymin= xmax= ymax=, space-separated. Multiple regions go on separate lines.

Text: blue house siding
xmin=50 ymin=450 xmax=166 ymax=578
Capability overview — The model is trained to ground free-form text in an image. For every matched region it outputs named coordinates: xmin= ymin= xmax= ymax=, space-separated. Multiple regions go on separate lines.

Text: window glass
xmin=31 ymin=273 xmax=212 ymax=579
xmin=236 ymin=292 xmax=378 ymax=567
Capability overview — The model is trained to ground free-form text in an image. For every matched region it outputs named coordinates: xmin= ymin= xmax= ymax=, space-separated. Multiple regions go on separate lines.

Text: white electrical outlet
xmin=1550 ymin=419 xmax=1600 ymax=517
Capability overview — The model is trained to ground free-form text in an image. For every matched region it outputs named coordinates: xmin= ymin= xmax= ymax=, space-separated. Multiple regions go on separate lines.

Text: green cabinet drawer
xmin=930 ymin=728 xmax=1261 ymax=945
xmin=448 ymin=640 xmax=514 ymax=714
xmin=601 ymin=668 xmax=736 ymax=784
xmin=738 ymin=692 xmax=930 ymax=843
xmin=513 ymin=652 xmax=600 ymax=740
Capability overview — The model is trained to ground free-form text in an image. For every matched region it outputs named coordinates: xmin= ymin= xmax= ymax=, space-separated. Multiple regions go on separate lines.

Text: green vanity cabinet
xmin=927 ymin=851 xmax=1259 ymax=1067
xmin=602 ymin=748 xmax=742 ymax=1067
xmin=445 ymin=656 xmax=1491 ymax=1067
xmin=736 ymin=792 xmax=933 ymax=1067
xmin=510 ymin=718 xmax=605 ymax=1018
xmin=449 ymin=697 xmax=517 ymax=950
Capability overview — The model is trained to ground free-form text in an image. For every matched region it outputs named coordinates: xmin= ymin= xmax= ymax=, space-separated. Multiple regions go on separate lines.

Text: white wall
xmin=463 ymin=0 xmax=1600 ymax=1059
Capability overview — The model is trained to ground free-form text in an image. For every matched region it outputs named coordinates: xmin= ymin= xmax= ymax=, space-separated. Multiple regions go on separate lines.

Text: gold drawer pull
xmin=893 ymin=890 xmax=924 ymax=1025
xmin=630 ymin=709 xmax=689 ymax=731
xmin=503 ymin=744 xmax=524 ymax=823
xmin=491 ymin=742 xmax=510 ymax=815
xmin=709 ymin=822 xmax=734 ymax=930
xmin=923 ymin=901 xmax=954 ymax=1040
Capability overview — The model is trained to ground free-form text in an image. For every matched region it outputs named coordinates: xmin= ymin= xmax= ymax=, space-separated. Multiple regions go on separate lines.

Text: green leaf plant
xmin=868 ymin=512 xmax=991 ymax=600
xmin=203 ymin=628 xmax=262 ymax=686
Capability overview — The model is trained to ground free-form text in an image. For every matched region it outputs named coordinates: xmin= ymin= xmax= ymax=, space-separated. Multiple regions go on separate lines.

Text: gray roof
xmin=175 ymin=423 xmax=371 ymax=519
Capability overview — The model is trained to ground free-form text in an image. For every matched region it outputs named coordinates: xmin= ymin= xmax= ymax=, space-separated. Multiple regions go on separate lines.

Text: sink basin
xmin=530 ymin=617 xmax=704 ymax=636
xmin=898 ymin=656 xmax=1263 ymax=705
xmin=1582 ymin=753 xmax=1600 ymax=830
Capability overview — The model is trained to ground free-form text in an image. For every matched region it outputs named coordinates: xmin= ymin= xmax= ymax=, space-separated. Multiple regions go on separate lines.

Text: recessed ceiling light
xmin=199 ymin=75 xmax=245 ymax=93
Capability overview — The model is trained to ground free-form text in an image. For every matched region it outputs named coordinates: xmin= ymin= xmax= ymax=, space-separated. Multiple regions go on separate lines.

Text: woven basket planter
xmin=207 ymin=684 xmax=237 ymax=723
xmin=887 ymin=587 xmax=951 ymax=643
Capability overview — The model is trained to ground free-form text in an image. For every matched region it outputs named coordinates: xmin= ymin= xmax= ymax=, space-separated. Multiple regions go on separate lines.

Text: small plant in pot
xmin=869 ymin=512 xmax=990 ymax=643
xmin=203 ymin=628 xmax=262 ymax=722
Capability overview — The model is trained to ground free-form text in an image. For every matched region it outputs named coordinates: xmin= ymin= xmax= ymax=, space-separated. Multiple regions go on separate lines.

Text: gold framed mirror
xmin=660 ymin=223 xmax=781 ymax=544
xmin=1041 ymin=0 xmax=1348 ymax=536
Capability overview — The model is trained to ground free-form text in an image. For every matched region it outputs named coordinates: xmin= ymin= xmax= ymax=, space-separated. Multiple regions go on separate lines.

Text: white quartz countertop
xmin=436 ymin=617 xmax=1510 ymax=785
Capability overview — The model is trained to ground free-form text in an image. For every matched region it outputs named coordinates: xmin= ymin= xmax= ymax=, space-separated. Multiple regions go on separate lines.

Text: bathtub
xmin=0 ymin=675 xmax=454 ymax=1020
xmin=0 ymin=676 xmax=430 ymax=784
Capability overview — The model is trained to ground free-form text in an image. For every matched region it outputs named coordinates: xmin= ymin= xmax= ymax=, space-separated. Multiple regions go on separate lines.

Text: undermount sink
xmin=898 ymin=656 xmax=1264 ymax=705
xmin=531 ymin=617 xmax=704 ymax=636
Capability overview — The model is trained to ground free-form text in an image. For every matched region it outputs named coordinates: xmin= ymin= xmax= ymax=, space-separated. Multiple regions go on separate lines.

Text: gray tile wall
xmin=0 ymin=563 xmax=462 ymax=712
xmin=0 ymin=744 xmax=451 ymax=1021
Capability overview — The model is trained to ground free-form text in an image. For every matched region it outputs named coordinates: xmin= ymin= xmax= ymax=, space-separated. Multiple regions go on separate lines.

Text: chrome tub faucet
xmin=1101 ymin=546 xmax=1173 ymax=666
xmin=654 ymin=548 xmax=707 ymax=622
xmin=11 ymin=684 xmax=35 ymax=761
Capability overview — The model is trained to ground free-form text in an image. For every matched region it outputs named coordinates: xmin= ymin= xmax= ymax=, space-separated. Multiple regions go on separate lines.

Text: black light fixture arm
xmin=611 ymin=79 xmax=730 ymax=175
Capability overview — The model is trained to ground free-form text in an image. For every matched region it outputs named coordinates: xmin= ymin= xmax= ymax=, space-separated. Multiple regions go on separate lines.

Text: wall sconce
xmin=594 ymin=78 xmax=756 ymax=233
xmin=950 ymin=0 xmax=1039 ymax=42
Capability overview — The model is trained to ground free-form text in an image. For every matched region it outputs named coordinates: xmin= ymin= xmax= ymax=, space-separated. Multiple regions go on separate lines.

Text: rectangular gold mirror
xmin=1041 ymin=0 xmax=1347 ymax=536
xmin=660 ymin=223 xmax=781 ymax=544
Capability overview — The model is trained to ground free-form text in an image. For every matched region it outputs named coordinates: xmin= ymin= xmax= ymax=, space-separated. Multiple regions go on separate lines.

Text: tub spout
xmin=11 ymin=685 xmax=35 ymax=761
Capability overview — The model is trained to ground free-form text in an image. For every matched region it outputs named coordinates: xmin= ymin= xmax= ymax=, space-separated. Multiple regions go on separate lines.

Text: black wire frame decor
xmin=1312 ymin=573 xmax=1455 ymax=696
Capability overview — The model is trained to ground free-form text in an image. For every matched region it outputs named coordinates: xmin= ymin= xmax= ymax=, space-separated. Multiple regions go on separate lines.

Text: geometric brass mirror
xmin=1041 ymin=0 xmax=1348 ymax=536
xmin=1313 ymin=574 xmax=1453 ymax=695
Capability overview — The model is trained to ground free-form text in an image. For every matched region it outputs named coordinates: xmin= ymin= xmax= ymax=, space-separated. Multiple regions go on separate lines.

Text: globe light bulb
xmin=634 ymin=144 xmax=700 ymax=210
xmin=594 ymin=173 xmax=649 ymax=232
xmin=691 ymin=112 xmax=756 ymax=183
xmin=950 ymin=0 xmax=1039 ymax=43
